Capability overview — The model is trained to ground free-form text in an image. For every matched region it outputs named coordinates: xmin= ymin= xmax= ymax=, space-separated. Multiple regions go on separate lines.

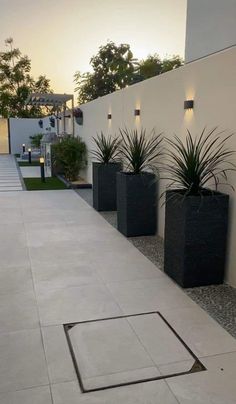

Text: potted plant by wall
xmin=164 ymin=128 xmax=235 ymax=288
xmin=49 ymin=116 xmax=55 ymax=128
xmin=117 ymin=128 xmax=163 ymax=237
xmin=92 ymin=132 xmax=121 ymax=211
xmin=73 ymin=108 xmax=83 ymax=125
xmin=38 ymin=119 xmax=43 ymax=129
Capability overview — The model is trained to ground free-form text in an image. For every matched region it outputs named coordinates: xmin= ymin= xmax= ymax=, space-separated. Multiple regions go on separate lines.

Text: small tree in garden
xmin=30 ymin=133 xmax=43 ymax=148
xmin=52 ymin=137 xmax=87 ymax=181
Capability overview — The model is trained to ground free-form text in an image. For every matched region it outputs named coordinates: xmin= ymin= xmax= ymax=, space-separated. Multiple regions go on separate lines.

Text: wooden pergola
xmin=25 ymin=93 xmax=75 ymax=136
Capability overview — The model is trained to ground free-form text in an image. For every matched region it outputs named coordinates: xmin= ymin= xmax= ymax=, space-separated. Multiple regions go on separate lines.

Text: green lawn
xmin=24 ymin=177 xmax=67 ymax=191
xmin=18 ymin=161 xmax=40 ymax=166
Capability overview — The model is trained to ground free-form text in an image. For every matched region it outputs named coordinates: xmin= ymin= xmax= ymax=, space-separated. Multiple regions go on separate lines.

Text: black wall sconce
xmin=107 ymin=113 xmax=112 ymax=120
xmin=38 ymin=119 xmax=43 ymax=128
xmin=134 ymin=109 xmax=140 ymax=116
xmin=184 ymin=100 xmax=194 ymax=110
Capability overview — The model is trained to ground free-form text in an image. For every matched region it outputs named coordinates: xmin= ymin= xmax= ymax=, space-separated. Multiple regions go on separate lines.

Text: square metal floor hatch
xmin=64 ymin=312 xmax=205 ymax=393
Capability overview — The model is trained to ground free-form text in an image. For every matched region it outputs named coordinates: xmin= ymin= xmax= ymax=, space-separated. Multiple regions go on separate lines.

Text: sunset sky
xmin=0 ymin=0 xmax=187 ymax=97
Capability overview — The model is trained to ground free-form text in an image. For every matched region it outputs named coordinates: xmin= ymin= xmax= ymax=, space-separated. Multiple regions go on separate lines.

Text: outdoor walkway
xmin=0 ymin=189 xmax=236 ymax=403
xmin=0 ymin=155 xmax=23 ymax=191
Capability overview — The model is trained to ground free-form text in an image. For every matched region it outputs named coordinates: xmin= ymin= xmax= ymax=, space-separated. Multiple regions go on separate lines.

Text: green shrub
xmin=30 ymin=133 xmax=43 ymax=148
xmin=52 ymin=136 xmax=87 ymax=181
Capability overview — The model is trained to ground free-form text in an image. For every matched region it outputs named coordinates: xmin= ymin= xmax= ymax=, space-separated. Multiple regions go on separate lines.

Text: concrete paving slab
xmin=166 ymin=351 xmax=236 ymax=404
xmin=0 ymin=266 xmax=33 ymax=296
xmin=0 ymin=290 xmax=39 ymax=333
xmin=42 ymin=325 xmax=76 ymax=384
xmin=37 ymin=283 xmax=122 ymax=326
xmin=0 ymin=329 xmax=49 ymax=393
xmin=51 ymin=380 xmax=179 ymax=404
xmin=0 ymin=386 xmax=52 ymax=404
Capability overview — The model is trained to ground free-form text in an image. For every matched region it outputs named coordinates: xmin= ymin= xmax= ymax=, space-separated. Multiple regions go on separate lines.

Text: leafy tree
xmin=138 ymin=54 xmax=163 ymax=79
xmin=137 ymin=54 xmax=183 ymax=80
xmin=0 ymin=38 xmax=53 ymax=118
xmin=74 ymin=41 xmax=138 ymax=104
xmin=161 ymin=55 xmax=184 ymax=73
xmin=74 ymin=42 xmax=184 ymax=105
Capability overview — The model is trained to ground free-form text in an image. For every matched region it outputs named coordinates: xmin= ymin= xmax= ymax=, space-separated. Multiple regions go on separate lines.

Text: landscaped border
xmin=23 ymin=177 xmax=67 ymax=191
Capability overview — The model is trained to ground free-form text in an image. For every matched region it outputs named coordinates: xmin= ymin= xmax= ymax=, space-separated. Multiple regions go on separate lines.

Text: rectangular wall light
xmin=134 ymin=109 xmax=140 ymax=116
xmin=107 ymin=113 xmax=112 ymax=119
xmin=184 ymin=100 xmax=194 ymax=110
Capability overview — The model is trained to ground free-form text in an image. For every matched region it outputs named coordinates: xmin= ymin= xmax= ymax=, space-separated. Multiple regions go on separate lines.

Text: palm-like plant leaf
xmin=91 ymin=132 xmax=121 ymax=163
xmin=164 ymin=128 xmax=235 ymax=195
xmin=119 ymin=128 xmax=163 ymax=174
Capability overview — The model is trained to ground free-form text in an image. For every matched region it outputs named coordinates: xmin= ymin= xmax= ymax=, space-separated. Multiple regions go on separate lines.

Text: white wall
xmin=74 ymin=46 xmax=236 ymax=287
xmin=185 ymin=0 xmax=236 ymax=62
xmin=9 ymin=118 xmax=42 ymax=154
xmin=9 ymin=116 xmax=61 ymax=154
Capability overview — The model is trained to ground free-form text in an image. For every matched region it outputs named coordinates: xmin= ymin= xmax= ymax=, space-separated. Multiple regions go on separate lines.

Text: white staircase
xmin=0 ymin=155 xmax=23 ymax=191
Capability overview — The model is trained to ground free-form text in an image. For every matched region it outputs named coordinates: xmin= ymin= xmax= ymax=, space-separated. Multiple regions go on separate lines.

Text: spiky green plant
xmin=91 ymin=132 xmax=121 ymax=163
xmin=119 ymin=128 xmax=163 ymax=174
xmin=164 ymin=127 xmax=235 ymax=195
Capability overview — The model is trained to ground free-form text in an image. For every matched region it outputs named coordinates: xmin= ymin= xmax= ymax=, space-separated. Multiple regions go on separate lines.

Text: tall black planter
xmin=93 ymin=162 xmax=121 ymax=211
xmin=117 ymin=172 xmax=157 ymax=237
xmin=164 ymin=190 xmax=229 ymax=288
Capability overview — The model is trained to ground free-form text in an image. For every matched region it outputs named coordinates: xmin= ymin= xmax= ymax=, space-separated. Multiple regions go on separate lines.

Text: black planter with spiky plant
xmin=164 ymin=128 xmax=235 ymax=288
xmin=117 ymin=128 xmax=163 ymax=237
xmin=92 ymin=132 xmax=121 ymax=211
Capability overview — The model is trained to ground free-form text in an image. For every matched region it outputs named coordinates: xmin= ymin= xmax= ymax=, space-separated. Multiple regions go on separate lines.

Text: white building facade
xmin=185 ymin=0 xmax=236 ymax=62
